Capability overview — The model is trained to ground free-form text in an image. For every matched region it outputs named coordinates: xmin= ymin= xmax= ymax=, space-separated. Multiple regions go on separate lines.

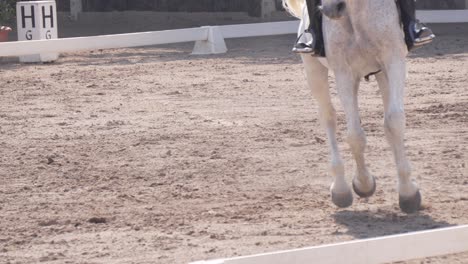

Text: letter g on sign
xmin=25 ymin=30 xmax=33 ymax=40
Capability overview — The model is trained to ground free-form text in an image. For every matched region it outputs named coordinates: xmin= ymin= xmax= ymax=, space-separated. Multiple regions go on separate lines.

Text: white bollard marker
xmin=16 ymin=1 xmax=59 ymax=63
xmin=192 ymin=26 xmax=227 ymax=55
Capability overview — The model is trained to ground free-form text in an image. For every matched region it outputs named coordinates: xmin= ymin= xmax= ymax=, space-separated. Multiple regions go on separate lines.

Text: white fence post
xmin=192 ymin=26 xmax=227 ymax=55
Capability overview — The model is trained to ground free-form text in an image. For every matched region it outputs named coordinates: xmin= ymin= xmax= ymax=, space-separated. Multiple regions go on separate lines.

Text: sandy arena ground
xmin=0 ymin=24 xmax=467 ymax=264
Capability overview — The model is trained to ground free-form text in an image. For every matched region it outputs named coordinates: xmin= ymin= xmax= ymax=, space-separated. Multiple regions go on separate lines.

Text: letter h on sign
xmin=21 ymin=6 xmax=36 ymax=29
xmin=16 ymin=1 xmax=58 ymax=63
xmin=42 ymin=5 xmax=54 ymax=28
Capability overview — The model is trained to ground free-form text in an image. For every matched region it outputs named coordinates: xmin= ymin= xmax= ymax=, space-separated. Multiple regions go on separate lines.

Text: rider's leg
xmin=293 ymin=0 xmax=324 ymax=56
xmin=398 ymin=0 xmax=435 ymax=50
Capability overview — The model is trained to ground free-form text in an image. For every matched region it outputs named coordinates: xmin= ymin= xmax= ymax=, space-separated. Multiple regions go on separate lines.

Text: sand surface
xmin=0 ymin=24 xmax=467 ymax=264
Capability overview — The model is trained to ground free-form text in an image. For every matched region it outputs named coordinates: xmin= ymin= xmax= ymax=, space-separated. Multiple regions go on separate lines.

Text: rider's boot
xmin=398 ymin=0 xmax=435 ymax=51
xmin=293 ymin=0 xmax=325 ymax=56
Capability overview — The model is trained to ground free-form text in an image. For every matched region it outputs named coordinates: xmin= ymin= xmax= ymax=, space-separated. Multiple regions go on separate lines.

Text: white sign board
xmin=16 ymin=1 xmax=58 ymax=63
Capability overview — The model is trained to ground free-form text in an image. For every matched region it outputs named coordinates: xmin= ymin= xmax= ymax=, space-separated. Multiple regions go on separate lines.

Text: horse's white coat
xmin=283 ymin=0 xmax=420 ymax=212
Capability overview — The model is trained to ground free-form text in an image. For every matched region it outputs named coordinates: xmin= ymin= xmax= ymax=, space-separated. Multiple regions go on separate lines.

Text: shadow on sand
xmin=332 ymin=209 xmax=453 ymax=239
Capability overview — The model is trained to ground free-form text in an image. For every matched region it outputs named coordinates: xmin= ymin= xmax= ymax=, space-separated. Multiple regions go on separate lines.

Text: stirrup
xmin=292 ymin=30 xmax=319 ymax=55
xmin=293 ymin=43 xmax=315 ymax=53
xmin=410 ymin=21 xmax=435 ymax=48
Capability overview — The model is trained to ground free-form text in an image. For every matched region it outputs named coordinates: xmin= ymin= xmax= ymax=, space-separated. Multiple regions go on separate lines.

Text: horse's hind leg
xmin=376 ymin=63 xmax=421 ymax=213
xmin=334 ymin=73 xmax=377 ymax=200
xmin=302 ymin=56 xmax=352 ymax=208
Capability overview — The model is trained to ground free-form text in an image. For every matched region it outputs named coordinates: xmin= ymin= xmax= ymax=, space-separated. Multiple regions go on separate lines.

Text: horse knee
xmin=318 ymin=106 xmax=336 ymax=124
xmin=384 ymin=110 xmax=406 ymax=139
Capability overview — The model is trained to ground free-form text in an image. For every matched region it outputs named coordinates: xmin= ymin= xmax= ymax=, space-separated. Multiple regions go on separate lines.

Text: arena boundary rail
xmin=0 ymin=21 xmax=299 ymax=57
xmin=190 ymin=225 xmax=468 ymax=264
xmin=0 ymin=9 xmax=467 ymax=58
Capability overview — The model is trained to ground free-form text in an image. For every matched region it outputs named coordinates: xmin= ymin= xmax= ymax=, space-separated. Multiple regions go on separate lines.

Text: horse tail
xmin=282 ymin=0 xmax=304 ymax=18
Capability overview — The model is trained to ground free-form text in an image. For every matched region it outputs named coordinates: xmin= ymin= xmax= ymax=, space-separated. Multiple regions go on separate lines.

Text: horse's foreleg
xmin=334 ymin=73 xmax=376 ymax=201
xmin=376 ymin=62 xmax=421 ymax=213
xmin=303 ymin=58 xmax=340 ymax=175
xmin=303 ymin=58 xmax=352 ymax=208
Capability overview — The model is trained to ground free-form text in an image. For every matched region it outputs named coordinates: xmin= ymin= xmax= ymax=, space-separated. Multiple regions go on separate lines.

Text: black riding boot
xmin=398 ymin=0 xmax=435 ymax=50
xmin=293 ymin=0 xmax=325 ymax=56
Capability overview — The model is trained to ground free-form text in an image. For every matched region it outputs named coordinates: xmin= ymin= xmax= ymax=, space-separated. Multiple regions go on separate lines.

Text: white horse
xmin=283 ymin=0 xmax=421 ymax=213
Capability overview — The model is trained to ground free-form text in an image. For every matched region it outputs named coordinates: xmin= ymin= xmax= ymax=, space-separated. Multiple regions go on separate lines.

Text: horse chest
xmin=326 ymin=41 xmax=381 ymax=76
xmin=323 ymin=10 xmax=401 ymax=75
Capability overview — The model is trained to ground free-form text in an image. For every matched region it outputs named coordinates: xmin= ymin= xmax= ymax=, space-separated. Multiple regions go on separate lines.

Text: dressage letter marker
xmin=16 ymin=1 xmax=58 ymax=63
xmin=190 ymin=226 xmax=468 ymax=264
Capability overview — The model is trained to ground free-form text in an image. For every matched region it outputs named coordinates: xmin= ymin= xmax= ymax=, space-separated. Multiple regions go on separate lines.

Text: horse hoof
xmin=399 ymin=190 xmax=422 ymax=214
xmin=352 ymin=176 xmax=376 ymax=198
xmin=331 ymin=190 xmax=353 ymax=208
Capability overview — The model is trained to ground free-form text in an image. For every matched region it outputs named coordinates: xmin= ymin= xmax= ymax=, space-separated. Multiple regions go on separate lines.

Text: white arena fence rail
xmin=0 ymin=26 xmax=214 ymax=57
xmin=0 ymin=9 xmax=467 ymax=58
xmin=0 ymin=21 xmax=299 ymax=57
xmin=190 ymin=225 xmax=468 ymax=264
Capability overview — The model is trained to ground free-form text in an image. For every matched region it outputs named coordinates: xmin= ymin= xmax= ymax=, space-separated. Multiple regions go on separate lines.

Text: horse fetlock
xmin=397 ymin=161 xmax=412 ymax=180
xmin=398 ymin=180 xmax=419 ymax=198
xmin=346 ymin=130 xmax=367 ymax=152
xmin=329 ymin=160 xmax=345 ymax=177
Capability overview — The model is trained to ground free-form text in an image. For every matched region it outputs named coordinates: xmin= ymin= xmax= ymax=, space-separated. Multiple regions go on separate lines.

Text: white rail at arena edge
xmin=0 ymin=21 xmax=298 ymax=57
xmin=0 ymin=10 xmax=467 ymax=57
xmin=190 ymin=225 xmax=468 ymax=264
